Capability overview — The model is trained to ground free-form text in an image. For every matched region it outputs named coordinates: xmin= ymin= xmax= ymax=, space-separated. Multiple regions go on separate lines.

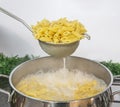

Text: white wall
xmin=0 ymin=0 xmax=120 ymax=61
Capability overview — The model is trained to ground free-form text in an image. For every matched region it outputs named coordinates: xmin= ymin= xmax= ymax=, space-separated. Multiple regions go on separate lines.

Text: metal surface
xmin=1 ymin=56 xmax=113 ymax=107
xmin=110 ymin=75 xmax=120 ymax=107
xmin=1 ymin=85 xmax=120 ymax=107
xmin=39 ymin=40 xmax=80 ymax=57
xmin=0 ymin=7 xmax=32 ymax=32
xmin=0 ymin=57 xmax=120 ymax=107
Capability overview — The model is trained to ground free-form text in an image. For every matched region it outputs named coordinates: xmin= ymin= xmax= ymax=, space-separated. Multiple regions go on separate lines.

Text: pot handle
xmin=111 ymin=75 xmax=120 ymax=103
xmin=0 ymin=74 xmax=12 ymax=102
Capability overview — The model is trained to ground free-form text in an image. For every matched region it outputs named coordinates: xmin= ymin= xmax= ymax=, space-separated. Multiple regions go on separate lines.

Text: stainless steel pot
xmin=0 ymin=56 xmax=120 ymax=107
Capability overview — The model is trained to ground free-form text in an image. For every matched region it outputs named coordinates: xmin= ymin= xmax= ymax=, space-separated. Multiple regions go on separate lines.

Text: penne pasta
xmin=32 ymin=18 xmax=87 ymax=43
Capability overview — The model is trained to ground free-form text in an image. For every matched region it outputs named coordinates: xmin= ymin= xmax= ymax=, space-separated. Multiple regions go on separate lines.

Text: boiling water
xmin=16 ymin=68 xmax=107 ymax=101
xmin=16 ymin=56 xmax=107 ymax=101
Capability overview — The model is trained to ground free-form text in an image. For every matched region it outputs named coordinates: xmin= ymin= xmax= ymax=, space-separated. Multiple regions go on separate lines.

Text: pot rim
xmin=9 ymin=56 xmax=113 ymax=103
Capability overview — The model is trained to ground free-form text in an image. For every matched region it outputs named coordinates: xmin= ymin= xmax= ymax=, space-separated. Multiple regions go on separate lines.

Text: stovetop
xmin=110 ymin=75 xmax=120 ymax=107
xmin=110 ymin=86 xmax=120 ymax=107
xmin=0 ymin=76 xmax=120 ymax=107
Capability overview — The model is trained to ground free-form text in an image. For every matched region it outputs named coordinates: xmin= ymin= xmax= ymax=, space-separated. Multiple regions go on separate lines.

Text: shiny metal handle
xmin=84 ymin=33 xmax=91 ymax=40
xmin=111 ymin=75 xmax=120 ymax=103
xmin=112 ymin=75 xmax=120 ymax=85
xmin=0 ymin=74 xmax=12 ymax=102
xmin=0 ymin=7 xmax=32 ymax=32
xmin=112 ymin=90 xmax=120 ymax=103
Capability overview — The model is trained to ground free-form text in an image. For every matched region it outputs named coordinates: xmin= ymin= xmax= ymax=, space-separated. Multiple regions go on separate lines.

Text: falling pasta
xmin=32 ymin=18 xmax=87 ymax=43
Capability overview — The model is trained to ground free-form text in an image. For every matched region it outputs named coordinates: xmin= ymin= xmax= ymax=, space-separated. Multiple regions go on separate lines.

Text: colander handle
xmin=111 ymin=75 xmax=120 ymax=103
xmin=84 ymin=33 xmax=91 ymax=40
xmin=0 ymin=74 xmax=12 ymax=102
xmin=0 ymin=7 xmax=32 ymax=32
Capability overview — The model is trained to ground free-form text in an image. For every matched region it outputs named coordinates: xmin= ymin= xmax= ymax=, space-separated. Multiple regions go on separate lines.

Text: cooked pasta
xmin=16 ymin=68 xmax=107 ymax=101
xmin=32 ymin=18 xmax=87 ymax=43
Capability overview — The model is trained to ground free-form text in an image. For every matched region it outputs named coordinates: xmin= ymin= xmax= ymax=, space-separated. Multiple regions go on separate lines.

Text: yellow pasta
xmin=16 ymin=69 xmax=106 ymax=101
xmin=32 ymin=18 xmax=87 ymax=43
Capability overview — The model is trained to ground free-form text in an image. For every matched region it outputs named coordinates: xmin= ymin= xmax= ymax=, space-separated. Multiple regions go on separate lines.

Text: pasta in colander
xmin=32 ymin=18 xmax=87 ymax=43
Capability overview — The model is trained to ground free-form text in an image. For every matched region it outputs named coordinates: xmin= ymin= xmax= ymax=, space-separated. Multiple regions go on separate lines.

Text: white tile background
xmin=0 ymin=0 xmax=120 ymax=61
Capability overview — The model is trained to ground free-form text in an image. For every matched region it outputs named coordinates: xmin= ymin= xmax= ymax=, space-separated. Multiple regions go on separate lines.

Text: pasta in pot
xmin=32 ymin=18 xmax=87 ymax=43
xmin=16 ymin=68 xmax=107 ymax=101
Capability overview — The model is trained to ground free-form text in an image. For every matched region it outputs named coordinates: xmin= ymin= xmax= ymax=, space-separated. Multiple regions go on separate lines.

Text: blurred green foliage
xmin=101 ymin=60 xmax=120 ymax=75
xmin=0 ymin=53 xmax=30 ymax=75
